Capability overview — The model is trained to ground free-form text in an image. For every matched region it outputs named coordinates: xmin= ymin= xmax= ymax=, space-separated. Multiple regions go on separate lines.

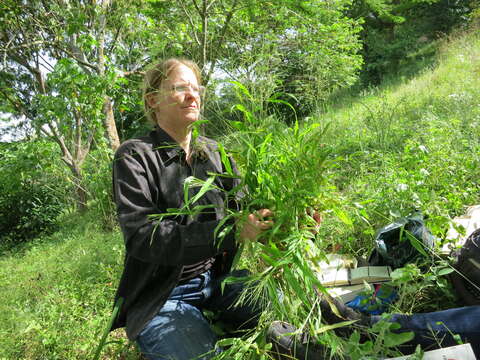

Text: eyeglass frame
xmin=168 ymin=82 xmax=206 ymax=97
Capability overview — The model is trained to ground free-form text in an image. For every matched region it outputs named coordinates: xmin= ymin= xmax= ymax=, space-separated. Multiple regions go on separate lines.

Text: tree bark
xmin=71 ymin=164 xmax=88 ymax=213
xmin=102 ymin=97 xmax=120 ymax=151
xmin=98 ymin=2 xmax=121 ymax=151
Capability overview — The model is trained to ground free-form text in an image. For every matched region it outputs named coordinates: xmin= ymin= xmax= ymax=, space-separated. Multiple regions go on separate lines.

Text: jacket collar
xmin=150 ymin=126 xmax=213 ymax=165
xmin=150 ymin=126 xmax=185 ymax=161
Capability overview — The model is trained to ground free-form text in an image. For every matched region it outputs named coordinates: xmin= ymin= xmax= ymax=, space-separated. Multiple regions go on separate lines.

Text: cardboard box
xmin=386 ymin=343 xmax=476 ymax=360
xmin=327 ymin=284 xmax=369 ymax=303
xmin=319 ymin=266 xmax=392 ymax=287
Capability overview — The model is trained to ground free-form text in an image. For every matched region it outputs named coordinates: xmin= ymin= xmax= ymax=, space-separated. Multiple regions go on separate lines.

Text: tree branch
xmin=38 ymin=125 xmax=53 ymax=138
xmin=48 ymin=123 xmax=74 ymax=167
xmin=7 ymin=51 xmax=47 ymax=94
xmin=206 ymin=0 xmax=219 ymax=11
xmin=82 ymin=130 xmax=95 ymax=164
xmin=200 ymin=0 xmax=208 ymax=70
xmin=2 ymin=40 xmax=53 ymax=52
xmin=62 ymin=35 xmax=99 ymax=73
xmin=177 ymin=0 xmax=201 ymax=46
xmin=37 ymin=52 xmax=55 ymax=72
xmin=0 ymin=88 xmax=30 ymax=118
xmin=107 ymin=22 xmax=123 ymax=54
xmin=191 ymin=0 xmax=202 ymax=15
xmin=205 ymin=0 xmax=239 ymax=85
xmin=73 ymin=106 xmax=83 ymax=161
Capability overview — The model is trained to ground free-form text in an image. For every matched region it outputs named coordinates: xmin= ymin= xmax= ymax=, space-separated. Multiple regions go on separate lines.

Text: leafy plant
xmin=153 ymin=82 xmax=358 ymax=358
xmin=83 ymin=146 xmax=117 ymax=230
xmin=345 ymin=319 xmax=415 ymax=360
xmin=0 ymin=141 xmax=70 ymax=247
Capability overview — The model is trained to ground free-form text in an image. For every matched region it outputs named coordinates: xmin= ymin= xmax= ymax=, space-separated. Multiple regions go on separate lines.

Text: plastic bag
xmin=346 ymin=283 xmax=397 ymax=315
xmin=368 ymin=212 xmax=435 ymax=269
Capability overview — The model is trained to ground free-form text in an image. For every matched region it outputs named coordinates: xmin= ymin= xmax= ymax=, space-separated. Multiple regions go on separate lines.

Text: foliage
xmin=144 ymin=0 xmax=363 ymax=122
xmin=345 ymin=319 xmax=415 ymax=360
xmin=166 ymin=82 xmax=356 ymax=359
xmin=0 ymin=213 xmax=135 ymax=359
xmin=0 ymin=0 xmax=160 ymax=209
xmin=229 ymin=1 xmax=363 ymax=119
xmin=0 ymin=141 xmax=70 ymax=247
xmin=349 ymin=0 xmax=476 ymax=84
xmin=390 ymin=261 xmax=456 ymax=313
xmin=318 ymin=27 xmax=480 ymax=256
xmin=196 ymin=27 xmax=480 ymax=357
xmin=82 ymin=146 xmax=118 ymax=230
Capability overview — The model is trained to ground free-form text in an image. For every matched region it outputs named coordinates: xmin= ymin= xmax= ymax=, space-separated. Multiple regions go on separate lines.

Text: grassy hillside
xmin=0 ymin=28 xmax=479 ymax=359
xmin=314 ymin=27 xmax=480 ymax=254
xmin=0 ymin=214 xmax=138 ymax=359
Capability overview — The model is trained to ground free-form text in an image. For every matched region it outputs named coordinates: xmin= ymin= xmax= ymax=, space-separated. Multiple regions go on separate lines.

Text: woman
xmin=110 ymin=58 xmax=273 ymax=360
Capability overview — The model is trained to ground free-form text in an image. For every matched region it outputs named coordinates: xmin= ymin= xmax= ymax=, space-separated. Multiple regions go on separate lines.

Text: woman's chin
xmin=185 ymin=115 xmax=200 ymax=124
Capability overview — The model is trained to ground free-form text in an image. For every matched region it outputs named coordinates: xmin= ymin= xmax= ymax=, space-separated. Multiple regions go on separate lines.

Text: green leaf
xmin=230 ymin=104 xmax=254 ymax=123
xmin=184 ymin=176 xmax=216 ymax=205
xmin=283 ymin=267 xmax=309 ymax=307
xmin=405 ymin=231 xmax=428 ymax=257
xmin=92 ymin=297 xmax=124 ymax=360
xmin=218 ymin=143 xmax=233 ymax=176
xmin=230 ymin=80 xmax=253 ymax=100
xmin=333 ymin=208 xmax=353 ymax=226
xmin=383 ymin=331 xmax=414 ymax=348
xmin=216 ymin=338 xmax=237 ymax=347
xmin=220 ymin=275 xmax=252 ymax=295
xmin=314 ymin=320 xmax=358 ymax=335
xmin=260 ymin=253 xmax=277 ymax=267
xmin=230 ymin=121 xmax=245 ymax=130
xmin=267 ymin=97 xmax=298 ymax=121
xmin=437 ymin=267 xmax=454 ymax=276
xmin=231 ymin=242 xmax=245 ymax=270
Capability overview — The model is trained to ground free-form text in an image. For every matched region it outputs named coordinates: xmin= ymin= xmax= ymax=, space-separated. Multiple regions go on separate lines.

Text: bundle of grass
xmin=161 ymin=83 xmax=350 ymax=359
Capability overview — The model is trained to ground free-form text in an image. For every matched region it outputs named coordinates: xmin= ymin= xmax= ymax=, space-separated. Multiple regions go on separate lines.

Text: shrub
xmin=83 ymin=146 xmax=118 ymax=230
xmin=0 ymin=140 xmax=70 ymax=246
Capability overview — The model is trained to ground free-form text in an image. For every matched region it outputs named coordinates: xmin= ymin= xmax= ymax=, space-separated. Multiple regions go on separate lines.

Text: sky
xmin=0 ymin=113 xmax=27 ymax=142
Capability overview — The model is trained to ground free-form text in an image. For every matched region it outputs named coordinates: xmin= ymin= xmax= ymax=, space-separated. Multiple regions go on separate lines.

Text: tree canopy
xmin=0 ymin=0 xmax=476 ymax=209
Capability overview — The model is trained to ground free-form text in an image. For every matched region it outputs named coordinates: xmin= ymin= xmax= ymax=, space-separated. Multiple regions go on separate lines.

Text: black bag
xmin=450 ymin=228 xmax=480 ymax=305
xmin=368 ymin=212 xmax=435 ymax=269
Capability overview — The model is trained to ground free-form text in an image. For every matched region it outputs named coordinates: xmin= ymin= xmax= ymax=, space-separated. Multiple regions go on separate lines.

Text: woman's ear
xmin=146 ymin=92 xmax=159 ymax=108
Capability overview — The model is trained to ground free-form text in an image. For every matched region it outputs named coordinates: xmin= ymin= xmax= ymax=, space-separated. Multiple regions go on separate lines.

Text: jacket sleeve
xmin=230 ymin=156 xmax=245 ymax=204
xmin=113 ymin=144 xmax=236 ymax=266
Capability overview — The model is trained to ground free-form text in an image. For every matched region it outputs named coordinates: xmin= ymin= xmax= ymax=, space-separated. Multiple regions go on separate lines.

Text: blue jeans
xmin=372 ymin=305 xmax=480 ymax=357
xmin=137 ymin=269 xmax=262 ymax=360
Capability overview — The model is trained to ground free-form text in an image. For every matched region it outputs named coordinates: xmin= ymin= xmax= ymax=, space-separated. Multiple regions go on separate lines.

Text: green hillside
xmin=316 ymin=28 xmax=480 ymax=253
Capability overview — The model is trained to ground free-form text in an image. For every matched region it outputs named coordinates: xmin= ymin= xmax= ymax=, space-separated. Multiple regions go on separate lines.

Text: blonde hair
xmin=143 ymin=58 xmax=202 ymax=125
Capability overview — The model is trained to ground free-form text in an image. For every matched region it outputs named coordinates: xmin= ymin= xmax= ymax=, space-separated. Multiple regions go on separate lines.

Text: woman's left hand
xmin=238 ymin=208 xmax=274 ymax=242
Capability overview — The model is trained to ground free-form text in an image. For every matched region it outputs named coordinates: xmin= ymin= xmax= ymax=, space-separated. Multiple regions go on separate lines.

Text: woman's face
xmin=149 ymin=64 xmax=202 ymax=131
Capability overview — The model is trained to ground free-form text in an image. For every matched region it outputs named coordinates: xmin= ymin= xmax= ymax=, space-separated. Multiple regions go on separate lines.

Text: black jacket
xmin=111 ymin=127 xmax=240 ymax=340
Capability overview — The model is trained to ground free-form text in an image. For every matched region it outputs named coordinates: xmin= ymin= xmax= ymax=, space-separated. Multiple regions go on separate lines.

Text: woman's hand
xmin=238 ymin=208 xmax=274 ymax=242
xmin=307 ymin=208 xmax=322 ymax=235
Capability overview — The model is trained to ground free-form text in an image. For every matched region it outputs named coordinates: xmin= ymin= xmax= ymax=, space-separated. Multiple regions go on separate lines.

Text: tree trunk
xmin=98 ymin=4 xmax=121 ymax=152
xmin=71 ymin=164 xmax=88 ymax=213
xmin=103 ymin=97 xmax=120 ymax=151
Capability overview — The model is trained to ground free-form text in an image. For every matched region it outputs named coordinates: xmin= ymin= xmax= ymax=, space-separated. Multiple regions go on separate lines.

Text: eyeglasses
xmin=170 ymin=83 xmax=205 ymax=97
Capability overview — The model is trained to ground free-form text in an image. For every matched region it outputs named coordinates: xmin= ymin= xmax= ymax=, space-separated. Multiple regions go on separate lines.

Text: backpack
xmin=450 ymin=228 xmax=480 ymax=305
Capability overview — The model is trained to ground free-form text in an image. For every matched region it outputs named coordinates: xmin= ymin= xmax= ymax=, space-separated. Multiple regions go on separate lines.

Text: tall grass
xmin=0 ymin=213 xmax=138 ymax=359
xmin=213 ymin=96 xmax=341 ymax=358
xmin=206 ymin=28 xmax=480 ymax=358
xmin=313 ymin=27 xmax=480 ymax=252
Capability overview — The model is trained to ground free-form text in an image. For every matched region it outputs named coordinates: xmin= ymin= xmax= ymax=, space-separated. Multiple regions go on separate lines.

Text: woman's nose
xmin=185 ymin=89 xmax=200 ymax=100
